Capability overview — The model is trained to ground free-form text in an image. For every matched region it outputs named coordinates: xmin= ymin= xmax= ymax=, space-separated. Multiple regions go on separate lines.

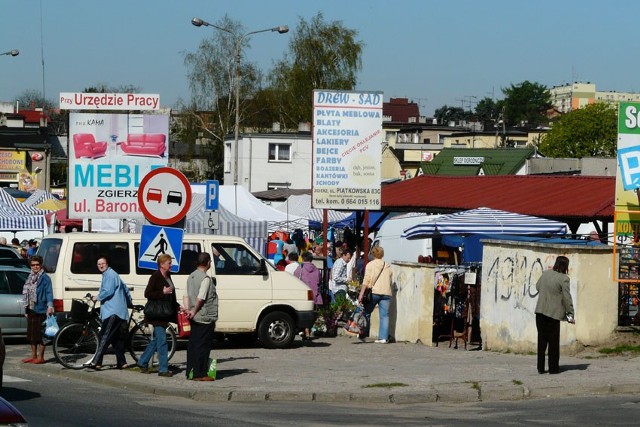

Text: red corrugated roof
xmin=382 ymin=175 xmax=614 ymax=223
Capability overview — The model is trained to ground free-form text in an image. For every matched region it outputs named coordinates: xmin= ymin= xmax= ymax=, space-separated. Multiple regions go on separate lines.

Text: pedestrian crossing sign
xmin=138 ymin=224 xmax=184 ymax=272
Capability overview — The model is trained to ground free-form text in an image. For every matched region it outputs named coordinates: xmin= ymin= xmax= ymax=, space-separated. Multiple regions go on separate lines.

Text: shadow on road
xmin=1 ymin=387 xmax=41 ymax=402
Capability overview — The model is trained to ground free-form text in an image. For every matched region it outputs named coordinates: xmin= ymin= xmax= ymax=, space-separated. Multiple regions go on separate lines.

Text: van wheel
xmin=258 ymin=311 xmax=295 ymax=349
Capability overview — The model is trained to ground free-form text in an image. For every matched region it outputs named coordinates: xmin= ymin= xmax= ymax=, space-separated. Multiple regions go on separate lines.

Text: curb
xmin=18 ymin=358 xmax=640 ymax=404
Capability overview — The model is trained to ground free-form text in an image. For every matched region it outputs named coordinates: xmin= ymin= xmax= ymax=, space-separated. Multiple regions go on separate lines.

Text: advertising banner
xmin=68 ymin=112 xmax=169 ymax=219
xmin=312 ymin=90 xmax=383 ymax=210
xmin=614 ymin=102 xmax=640 ymax=279
xmin=60 ymin=92 xmax=160 ymax=110
xmin=616 ymin=102 xmax=640 ymax=210
xmin=0 ymin=151 xmax=26 ymax=172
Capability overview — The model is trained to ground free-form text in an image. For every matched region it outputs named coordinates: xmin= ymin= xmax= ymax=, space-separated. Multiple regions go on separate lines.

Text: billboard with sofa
xmin=68 ymin=112 xmax=169 ymax=220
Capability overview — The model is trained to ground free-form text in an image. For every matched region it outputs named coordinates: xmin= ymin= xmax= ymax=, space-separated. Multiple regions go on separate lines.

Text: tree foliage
xmin=268 ymin=12 xmax=363 ymax=128
xmin=84 ymin=83 xmax=141 ymax=94
xmin=434 ymin=105 xmax=468 ymax=124
xmin=183 ymin=15 xmax=263 ymax=144
xmin=501 ymin=80 xmax=551 ymax=127
xmin=539 ymin=102 xmax=617 ymax=157
xmin=13 ymin=89 xmax=55 ymax=111
xmin=474 ymin=97 xmax=503 ymax=129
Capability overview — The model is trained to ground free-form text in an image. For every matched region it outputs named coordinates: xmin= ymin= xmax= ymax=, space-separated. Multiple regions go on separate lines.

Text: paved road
xmin=9 ymin=334 xmax=640 ymax=404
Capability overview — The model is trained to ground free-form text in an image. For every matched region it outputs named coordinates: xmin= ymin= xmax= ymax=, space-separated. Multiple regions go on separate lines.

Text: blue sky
xmin=2 ymin=0 xmax=639 ymax=116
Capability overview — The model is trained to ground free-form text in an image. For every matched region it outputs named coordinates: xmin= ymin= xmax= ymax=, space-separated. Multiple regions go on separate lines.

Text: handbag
xmin=143 ymin=298 xmax=175 ymax=321
xmin=177 ymin=311 xmax=191 ymax=338
xmin=362 ymin=287 xmax=372 ymax=304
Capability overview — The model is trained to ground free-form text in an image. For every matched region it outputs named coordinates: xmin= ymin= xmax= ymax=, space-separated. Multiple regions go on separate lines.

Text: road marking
xmin=3 ymin=375 xmax=31 ymax=383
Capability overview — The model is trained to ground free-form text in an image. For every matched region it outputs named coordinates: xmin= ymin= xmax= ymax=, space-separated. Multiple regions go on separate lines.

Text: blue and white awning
xmin=0 ymin=215 xmax=45 ymax=231
xmin=402 ymin=207 xmax=568 ymax=240
xmin=0 ymin=188 xmax=48 ymax=215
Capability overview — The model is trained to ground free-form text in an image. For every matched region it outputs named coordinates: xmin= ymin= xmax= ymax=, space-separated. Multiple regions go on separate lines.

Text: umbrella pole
xmin=363 ymin=210 xmax=370 ymax=270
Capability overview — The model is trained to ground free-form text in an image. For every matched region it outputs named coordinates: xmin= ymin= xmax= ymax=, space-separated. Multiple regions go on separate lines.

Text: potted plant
xmin=317 ymin=294 xmax=355 ymax=337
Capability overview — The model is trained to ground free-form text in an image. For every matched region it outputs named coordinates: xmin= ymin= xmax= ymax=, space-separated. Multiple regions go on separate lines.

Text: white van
xmin=372 ymin=213 xmax=440 ymax=263
xmin=37 ymin=233 xmax=316 ymax=348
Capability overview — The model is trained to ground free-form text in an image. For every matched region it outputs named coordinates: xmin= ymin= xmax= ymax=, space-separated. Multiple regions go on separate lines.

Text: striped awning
xmin=402 ymin=207 xmax=568 ymax=240
xmin=0 ymin=215 xmax=45 ymax=231
xmin=0 ymin=188 xmax=48 ymax=215
xmin=274 ymin=195 xmax=351 ymax=227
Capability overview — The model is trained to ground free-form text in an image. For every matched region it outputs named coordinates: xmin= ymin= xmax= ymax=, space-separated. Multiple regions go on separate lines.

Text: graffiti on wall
xmin=486 ymin=252 xmax=560 ymax=307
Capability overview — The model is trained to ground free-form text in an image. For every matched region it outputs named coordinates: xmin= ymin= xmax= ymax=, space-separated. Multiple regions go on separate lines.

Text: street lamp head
xmin=275 ymin=26 xmax=289 ymax=34
xmin=191 ymin=17 xmax=207 ymax=27
xmin=1 ymin=49 xmax=19 ymax=57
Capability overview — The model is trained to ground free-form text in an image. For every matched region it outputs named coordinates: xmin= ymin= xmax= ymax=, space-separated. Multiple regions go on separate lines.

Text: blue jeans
xmin=138 ymin=324 xmax=168 ymax=373
xmin=362 ymin=294 xmax=391 ymax=340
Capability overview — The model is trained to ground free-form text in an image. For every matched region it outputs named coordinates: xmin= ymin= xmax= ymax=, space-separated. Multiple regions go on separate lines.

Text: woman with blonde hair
xmin=135 ymin=254 xmax=180 ymax=377
xmin=357 ymin=246 xmax=393 ymax=343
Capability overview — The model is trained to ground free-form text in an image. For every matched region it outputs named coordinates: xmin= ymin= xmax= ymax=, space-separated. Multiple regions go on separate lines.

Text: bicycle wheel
xmin=128 ymin=322 xmax=177 ymax=364
xmin=53 ymin=322 xmax=99 ymax=369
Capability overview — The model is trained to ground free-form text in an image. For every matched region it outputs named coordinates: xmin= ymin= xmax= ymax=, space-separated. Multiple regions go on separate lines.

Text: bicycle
xmin=126 ymin=304 xmax=177 ymax=364
xmin=52 ymin=293 xmax=177 ymax=370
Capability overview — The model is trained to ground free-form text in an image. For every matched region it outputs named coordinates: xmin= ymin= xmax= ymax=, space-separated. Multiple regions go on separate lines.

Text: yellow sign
xmin=613 ymin=210 xmax=640 ymax=282
xmin=0 ymin=151 xmax=26 ymax=172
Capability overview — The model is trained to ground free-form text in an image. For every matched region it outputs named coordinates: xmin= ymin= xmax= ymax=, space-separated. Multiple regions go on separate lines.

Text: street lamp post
xmin=191 ymin=17 xmax=288 ymax=186
xmin=0 ymin=49 xmax=19 ymax=57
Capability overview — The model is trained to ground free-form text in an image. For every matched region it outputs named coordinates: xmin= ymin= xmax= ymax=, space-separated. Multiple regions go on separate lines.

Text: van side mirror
xmin=258 ymin=259 xmax=269 ymax=276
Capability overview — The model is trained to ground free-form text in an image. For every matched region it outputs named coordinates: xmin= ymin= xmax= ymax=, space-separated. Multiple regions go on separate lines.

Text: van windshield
xmin=38 ymin=238 xmax=62 ymax=273
xmin=212 ymin=243 xmax=267 ymax=275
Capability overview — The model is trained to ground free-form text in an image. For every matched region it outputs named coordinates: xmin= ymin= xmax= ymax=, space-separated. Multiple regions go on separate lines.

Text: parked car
xmin=0 ymin=245 xmax=21 ymax=260
xmin=0 ymin=264 xmax=30 ymax=335
xmin=0 ymin=396 xmax=27 ymax=426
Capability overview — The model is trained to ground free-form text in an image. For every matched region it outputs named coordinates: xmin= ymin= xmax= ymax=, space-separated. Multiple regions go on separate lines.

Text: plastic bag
xmin=207 ymin=358 xmax=217 ymax=380
xmin=44 ymin=315 xmax=59 ymax=338
xmin=177 ymin=311 xmax=191 ymax=338
xmin=187 ymin=358 xmax=216 ymax=380
xmin=343 ymin=305 xmax=366 ymax=335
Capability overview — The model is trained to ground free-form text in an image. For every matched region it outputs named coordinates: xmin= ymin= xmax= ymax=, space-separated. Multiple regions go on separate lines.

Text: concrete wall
xmin=480 ymin=240 xmax=617 ymax=353
xmin=369 ymin=261 xmax=435 ymax=344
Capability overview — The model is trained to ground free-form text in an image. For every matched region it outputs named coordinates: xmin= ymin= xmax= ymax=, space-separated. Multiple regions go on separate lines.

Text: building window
xmin=268 ymin=143 xmax=291 ymax=162
xmin=224 ymin=143 xmax=231 ymax=173
xmin=267 ymin=182 xmax=291 ymax=190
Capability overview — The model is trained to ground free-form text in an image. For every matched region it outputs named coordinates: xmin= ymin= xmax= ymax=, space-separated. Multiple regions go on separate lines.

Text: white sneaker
xmin=374 ymin=339 xmax=388 ymax=344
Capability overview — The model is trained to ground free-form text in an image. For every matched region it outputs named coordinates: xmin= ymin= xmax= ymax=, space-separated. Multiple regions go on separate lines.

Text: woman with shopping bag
xmin=21 ymin=255 xmax=54 ymax=364
xmin=135 ymin=254 xmax=181 ymax=377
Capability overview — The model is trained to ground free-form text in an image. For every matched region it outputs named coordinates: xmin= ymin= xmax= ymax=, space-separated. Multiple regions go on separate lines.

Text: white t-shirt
xmin=284 ymin=262 xmax=299 ymax=275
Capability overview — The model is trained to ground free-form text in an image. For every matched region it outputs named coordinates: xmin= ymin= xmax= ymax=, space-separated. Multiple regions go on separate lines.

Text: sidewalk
xmin=17 ymin=335 xmax=640 ymax=404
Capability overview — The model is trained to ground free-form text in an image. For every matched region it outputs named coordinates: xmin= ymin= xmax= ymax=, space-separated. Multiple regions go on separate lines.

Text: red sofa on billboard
xmin=120 ymin=134 xmax=166 ymax=157
xmin=73 ymin=133 xmax=108 ymax=159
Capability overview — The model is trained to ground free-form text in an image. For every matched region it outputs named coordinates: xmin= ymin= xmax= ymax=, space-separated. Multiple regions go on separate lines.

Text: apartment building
xmin=549 ymin=82 xmax=640 ymax=113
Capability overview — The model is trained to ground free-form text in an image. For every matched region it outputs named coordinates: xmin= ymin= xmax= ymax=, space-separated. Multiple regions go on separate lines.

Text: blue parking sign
xmin=619 ymin=146 xmax=640 ymax=190
xmin=206 ymin=180 xmax=219 ymax=210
